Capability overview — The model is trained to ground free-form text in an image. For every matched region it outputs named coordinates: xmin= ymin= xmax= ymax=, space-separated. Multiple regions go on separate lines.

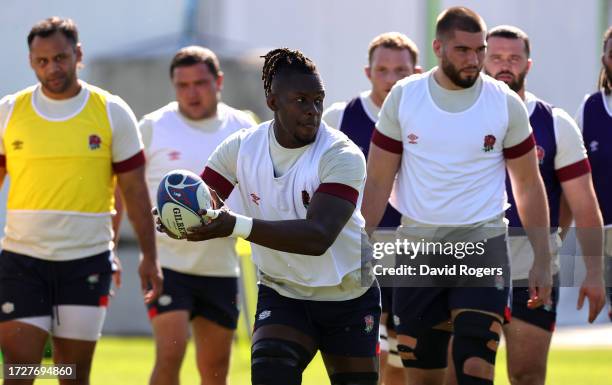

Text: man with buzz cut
xmin=0 ymin=17 xmax=161 ymax=385
xmin=362 ymin=7 xmax=554 ymax=385
xmin=323 ymin=31 xmax=421 ymax=385
xmin=140 ymin=45 xmax=256 ymax=385
xmin=484 ymin=24 xmax=606 ymax=385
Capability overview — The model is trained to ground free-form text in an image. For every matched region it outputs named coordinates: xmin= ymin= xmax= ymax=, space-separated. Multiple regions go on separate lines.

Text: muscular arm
xmin=506 ymin=148 xmax=553 ymax=305
xmin=562 ymin=174 xmax=603 ymax=271
xmin=247 ymin=192 xmax=356 ymax=255
xmin=361 ymin=82 xmax=404 ymax=233
xmin=112 ymin=187 xmax=123 ymax=247
xmin=558 ymin=194 xmax=572 ymax=240
xmin=116 ymin=165 xmax=162 ymax=302
xmin=506 ymin=149 xmax=551 ymax=259
xmin=361 ymin=143 xmax=401 ymax=234
xmin=186 ymin=189 xmax=357 ymax=256
xmin=561 ymin=173 xmax=606 ymax=322
xmin=116 ymin=166 xmax=155 ymax=256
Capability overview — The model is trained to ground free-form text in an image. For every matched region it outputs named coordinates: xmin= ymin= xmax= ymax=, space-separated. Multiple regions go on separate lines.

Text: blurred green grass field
xmin=41 ymin=337 xmax=612 ymax=384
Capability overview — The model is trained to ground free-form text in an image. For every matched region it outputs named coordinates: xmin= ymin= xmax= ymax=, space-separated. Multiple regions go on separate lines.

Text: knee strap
xmin=251 ymin=339 xmax=311 ymax=385
xmin=452 ymin=312 xmax=501 ymax=385
xmin=397 ymin=329 xmax=451 ymax=369
xmin=330 ymin=371 xmax=378 ymax=385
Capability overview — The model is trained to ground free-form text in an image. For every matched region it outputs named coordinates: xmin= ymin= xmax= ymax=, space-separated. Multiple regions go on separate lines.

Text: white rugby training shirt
xmin=141 ymin=102 xmax=255 ymax=276
xmin=375 ymin=70 xmax=535 ymax=226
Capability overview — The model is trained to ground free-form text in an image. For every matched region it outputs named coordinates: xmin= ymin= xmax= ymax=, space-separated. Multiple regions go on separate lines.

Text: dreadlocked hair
xmin=261 ymin=48 xmax=318 ymax=96
xmin=599 ymin=26 xmax=612 ymax=95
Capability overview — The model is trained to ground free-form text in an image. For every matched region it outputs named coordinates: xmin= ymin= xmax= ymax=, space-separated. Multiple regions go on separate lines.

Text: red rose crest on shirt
xmin=89 ymin=134 xmax=101 ymax=150
xmin=301 ymin=190 xmax=310 ymax=209
xmin=483 ymin=135 xmax=496 ymax=152
xmin=364 ymin=315 xmax=374 ymax=333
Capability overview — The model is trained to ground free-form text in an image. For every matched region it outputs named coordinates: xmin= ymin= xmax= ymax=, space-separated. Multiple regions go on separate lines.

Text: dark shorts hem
xmin=147 ymin=268 xmax=239 ymax=330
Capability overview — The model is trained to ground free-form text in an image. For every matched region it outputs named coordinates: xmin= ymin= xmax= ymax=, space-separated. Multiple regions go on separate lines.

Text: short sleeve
xmin=552 ymin=107 xmax=591 ymax=182
xmin=138 ymin=117 xmax=154 ymax=151
xmin=107 ymin=95 xmax=145 ymax=172
xmin=317 ymin=139 xmax=366 ymax=206
xmin=375 ymin=83 xmax=403 ymax=142
xmin=0 ymin=94 xmax=16 ymax=161
xmin=502 ymin=92 xmax=535 ymax=158
xmin=202 ymin=130 xmax=243 ymax=197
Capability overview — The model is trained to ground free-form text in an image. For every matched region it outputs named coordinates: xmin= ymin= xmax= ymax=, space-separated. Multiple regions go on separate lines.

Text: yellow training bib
xmin=4 ymin=86 xmax=115 ymax=214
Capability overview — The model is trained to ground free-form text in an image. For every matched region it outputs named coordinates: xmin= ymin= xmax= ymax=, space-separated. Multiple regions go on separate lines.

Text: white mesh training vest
xmin=236 ymin=122 xmax=366 ymax=287
xmin=146 ymin=102 xmax=252 ymax=276
xmin=390 ymin=72 xmax=511 ymax=225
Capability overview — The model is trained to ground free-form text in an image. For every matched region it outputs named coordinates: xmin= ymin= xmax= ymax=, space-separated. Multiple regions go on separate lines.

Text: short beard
xmin=486 ymin=69 xmax=527 ymax=93
xmin=441 ymin=55 xmax=480 ymax=88
xmin=40 ymin=72 xmax=75 ymax=95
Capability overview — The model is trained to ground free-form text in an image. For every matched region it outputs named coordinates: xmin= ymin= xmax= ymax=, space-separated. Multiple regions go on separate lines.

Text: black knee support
xmin=329 ymin=371 xmax=378 ymax=385
xmin=251 ymin=339 xmax=311 ymax=385
xmin=452 ymin=312 xmax=501 ymax=385
xmin=397 ymin=329 xmax=451 ymax=369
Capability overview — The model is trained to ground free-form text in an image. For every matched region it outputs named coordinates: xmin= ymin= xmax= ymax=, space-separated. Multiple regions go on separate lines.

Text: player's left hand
xmin=184 ymin=208 xmax=236 ymax=242
xmin=577 ymin=272 xmax=606 ymax=323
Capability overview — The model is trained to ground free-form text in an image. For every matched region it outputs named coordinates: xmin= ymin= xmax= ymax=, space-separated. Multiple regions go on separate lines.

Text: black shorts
xmin=380 ymin=286 xmax=393 ymax=314
xmin=254 ymin=284 xmax=381 ymax=357
xmin=392 ymin=286 xmax=510 ymax=336
xmin=147 ymin=268 xmax=239 ymax=330
xmin=0 ymin=250 xmax=113 ymax=322
xmin=509 ymin=275 xmax=560 ymax=332
xmin=392 ymin=235 xmax=510 ymax=336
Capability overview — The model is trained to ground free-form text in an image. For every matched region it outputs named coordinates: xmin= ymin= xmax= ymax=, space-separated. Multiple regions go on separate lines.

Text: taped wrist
xmin=232 ymin=213 xmax=253 ymax=238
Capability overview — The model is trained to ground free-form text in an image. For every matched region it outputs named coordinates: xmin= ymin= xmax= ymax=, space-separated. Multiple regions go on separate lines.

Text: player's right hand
xmin=527 ymin=261 xmax=553 ymax=309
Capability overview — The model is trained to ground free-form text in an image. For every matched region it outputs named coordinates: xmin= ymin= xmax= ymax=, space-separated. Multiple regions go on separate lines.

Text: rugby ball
xmin=156 ymin=169 xmax=213 ymax=238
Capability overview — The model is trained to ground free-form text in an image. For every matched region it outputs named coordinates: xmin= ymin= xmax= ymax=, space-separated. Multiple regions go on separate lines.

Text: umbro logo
xmin=590 ymin=140 xmax=599 ymax=152
xmin=12 ymin=140 xmax=23 ymax=150
xmin=168 ymin=150 xmax=181 ymax=161
xmin=407 ymin=133 xmax=418 ymax=144
xmin=258 ymin=310 xmax=271 ymax=320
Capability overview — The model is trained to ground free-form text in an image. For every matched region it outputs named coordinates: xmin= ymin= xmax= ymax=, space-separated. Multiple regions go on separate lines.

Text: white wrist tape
xmin=231 ymin=213 xmax=253 ymax=239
